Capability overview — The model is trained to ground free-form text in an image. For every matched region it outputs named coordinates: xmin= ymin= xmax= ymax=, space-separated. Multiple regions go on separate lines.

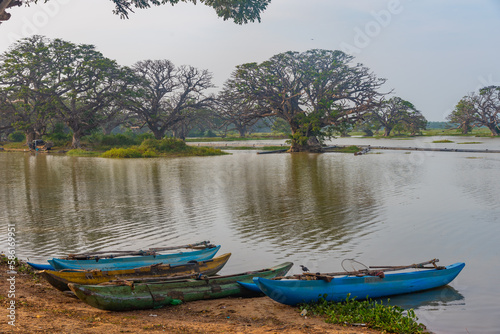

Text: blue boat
xmin=49 ymin=245 xmax=221 ymax=271
xmin=237 ymin=281 xmax=262 ymax=293
xmin=254 ymin=262 xmax=465 ymax=306
xmin=27 ymin=262 xmax=55 ymax=270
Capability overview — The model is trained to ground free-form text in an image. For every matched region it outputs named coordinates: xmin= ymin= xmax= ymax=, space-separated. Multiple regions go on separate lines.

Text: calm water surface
xmin=1 ymin=137 xmax=499 ymax=333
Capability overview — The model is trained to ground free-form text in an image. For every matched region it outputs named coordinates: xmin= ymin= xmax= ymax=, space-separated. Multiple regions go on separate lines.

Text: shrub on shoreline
xmin=300 ymin=296 xmax=426 ymax=333
xmin=101 ymin=147 xmax=146 ymax=158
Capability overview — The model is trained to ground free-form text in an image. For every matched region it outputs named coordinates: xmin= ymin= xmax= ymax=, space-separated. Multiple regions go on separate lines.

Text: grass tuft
xmin=330 ymin=145 xmax=361 ymax=153
xmin=66 ymin=149 xmax=100 ymax=157
xmin=101 ymin=147 xmax=145 ymax=158
xmin=432 ymin=139 xmax=454 ymax=143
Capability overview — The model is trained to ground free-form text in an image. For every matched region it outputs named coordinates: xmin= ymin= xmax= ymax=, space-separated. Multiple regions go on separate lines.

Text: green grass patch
xmin=330 ymin=145 xmax=361 ymax=153
xmin=432 ymin=139 xmax=454 ymax=143
xmin=101 ymin=147 xmax=148 ymax=158
xmin=185 ymin=146 xmax=228 ymax=156
xmin=1 ymin=142 xmax=26 ymax=150
xmin=66 ymin=149 xmax=100 ymax=157
xmin=100 ymin=138 xmax=227 ymax=158
xmin=300 ymin=295 xmax=426 ymax=333
xmin=458 ymin=142 xmax=482 ymax=144
xmin=0 ymin=255 xmax=38 ymax=281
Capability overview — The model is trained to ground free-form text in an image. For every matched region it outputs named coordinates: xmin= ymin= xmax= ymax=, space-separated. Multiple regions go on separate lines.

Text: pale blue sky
xmin=1 ymin=0 xmax=499 ymax=121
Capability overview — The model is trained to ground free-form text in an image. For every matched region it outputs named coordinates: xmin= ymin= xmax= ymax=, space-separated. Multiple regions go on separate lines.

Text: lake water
xmin=1 ymin=136 xmax=499 ymax=333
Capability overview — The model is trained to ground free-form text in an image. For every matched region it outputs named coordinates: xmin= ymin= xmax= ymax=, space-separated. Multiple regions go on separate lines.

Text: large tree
xmin=370 ymin=97 xmax=422 ymax=137
xmin=171 ymin=107 xmax=214 ymax=139
xmin=0 ymin=35 xmax=140 ymax=148
xmin=402 ymin=110 xmax=427 ymax=135
xmin=48 ymin=41 xmax=140 ymax=148
xmin=470 ymin=86 xmax=500 ymax=136
xmin=221 ymin=49 xmax=386 ymax=152
xmin=0 ymin=35 xmax=57 ymax=144
xmin=128 ymin=59 xmax=214 ymax=140
xmin=24 ymin=0 xmax=270 ymax=24
xmin=0 ymin=100 xmax=15 ymax=139
xmin=216 ymin=86 xmax=261 ymax=137
xmin=447 ymin=98 xmax=476 ymax=134
xmin=100 ymin=108 xmax=137 ymax=135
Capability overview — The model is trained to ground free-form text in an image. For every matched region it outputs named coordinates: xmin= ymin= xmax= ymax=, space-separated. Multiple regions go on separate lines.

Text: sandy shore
xmin=0 ymin=261 xmax=384 ymax=334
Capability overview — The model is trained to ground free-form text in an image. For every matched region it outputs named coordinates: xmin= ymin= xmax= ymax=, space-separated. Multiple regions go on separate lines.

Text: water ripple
xmin=2 ymin=147 xmax=500 ymax=333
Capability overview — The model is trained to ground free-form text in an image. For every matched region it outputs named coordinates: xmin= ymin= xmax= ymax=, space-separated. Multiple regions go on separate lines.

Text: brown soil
xmin=0 ymin=263 xmax=381 ymax=334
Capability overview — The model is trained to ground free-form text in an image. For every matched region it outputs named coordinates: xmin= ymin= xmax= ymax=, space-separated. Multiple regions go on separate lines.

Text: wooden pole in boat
xmin=274 ymin=259 xmax=442 ymax=281
xmin=66 ymin=241 xmax=212 ymax=259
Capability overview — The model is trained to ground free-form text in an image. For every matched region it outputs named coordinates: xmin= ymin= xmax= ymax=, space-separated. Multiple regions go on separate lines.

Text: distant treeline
xmin=426 ymin=122 xmax=454 ymax=129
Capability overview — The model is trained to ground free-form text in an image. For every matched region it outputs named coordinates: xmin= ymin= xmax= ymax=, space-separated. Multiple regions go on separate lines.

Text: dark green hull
xmin=69 ymin=262 xmax=293 ymax=311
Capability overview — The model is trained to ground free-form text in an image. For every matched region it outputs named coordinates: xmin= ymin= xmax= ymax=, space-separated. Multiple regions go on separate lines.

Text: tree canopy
xmin=0 ymin=35 xmax=55 ymax=143
xmin=370 ymin=97 xmax=425 ymax=137
xmin=221 ymin=49 xmax=387 ymax=151
xmin=23 ymin=0 xmax=270 ymax=24
xmin=127 ymin=59 xmax=214 ymax=140
xmin=447 ymin=86 xmax=500 ymax=136
xmin=447 ymin=98 xmax=475 ymax=134
xmin=471 ymin=86 xmax=500 ymax=136
xmin=0 ymin=35 xmax=140 ymax=148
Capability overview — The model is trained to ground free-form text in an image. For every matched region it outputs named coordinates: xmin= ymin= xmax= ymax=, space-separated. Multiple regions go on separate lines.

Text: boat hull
xmin=41 ymin=253 xmax=231 ymax=291
xmin=27 ymin=262 xmax=54 ymax=270
xmin=69 ymin=262 xmax=293 ymax=311
xmin=254 ymin=262 xmax=465 ymax=306
xmin=49 ymin=245 xmax=221 ymax=271
xmin=237 ymin=281 xmax=261 ymax=293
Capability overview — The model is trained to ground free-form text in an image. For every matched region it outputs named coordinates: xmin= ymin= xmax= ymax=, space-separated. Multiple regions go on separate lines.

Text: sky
xmin=1 ymin=0 xmax=499 ymax=121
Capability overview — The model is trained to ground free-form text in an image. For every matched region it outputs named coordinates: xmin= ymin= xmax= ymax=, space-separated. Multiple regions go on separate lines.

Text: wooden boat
xmin=40 ymin=253 xmax=231 ymax=291
xmin=253 ymin=260 xmax=465 ymax=306
xmin=28 ymin=263 xmax=55 ymax=270
xmin=68 ymin=261 xmax=294 ymax=311
xmin=49 ymin=244 xmax=221 ymax=271
xmin=28 ymin=241 xmax=215 ymax=271
xmin=237 ymin=280 xmax=261 ymax=293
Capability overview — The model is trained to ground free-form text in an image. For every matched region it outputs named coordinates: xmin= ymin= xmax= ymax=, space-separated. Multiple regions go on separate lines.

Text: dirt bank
xmin=0 ymin=262 xmax=381 ymax=333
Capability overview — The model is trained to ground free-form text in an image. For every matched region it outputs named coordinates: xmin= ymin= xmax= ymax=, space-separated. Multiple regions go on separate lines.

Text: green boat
xmin=69 ymin=262 xmax=293 ymax=311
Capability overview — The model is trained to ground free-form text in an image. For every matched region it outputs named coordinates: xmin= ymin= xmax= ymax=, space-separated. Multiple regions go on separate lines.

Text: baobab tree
xmin=221 ymin=49 xmax=386 ymax=152
xmin=370 ymin=97 xmax=422 ymax=137
xmin=470 ymin=86 xmax=500 ymax=136
xmin=127 ymin=59 xmax=214 ymax=140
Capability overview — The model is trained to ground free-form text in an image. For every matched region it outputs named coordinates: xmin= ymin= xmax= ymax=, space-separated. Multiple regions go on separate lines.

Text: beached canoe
xmin=237 ymin=281 xmax=261 ymax=293
xmin=29 ymin=241 xmax=216 ymax=271
xmin=40 ymin=253 xmax=231 ymax=291
xmin=28 ymin=262 xmax=55 ymax=270
xmin=49 ymin=245 xmax=221 ymax=271
xmin=69 ymin=261 xmax=294 ymax=311
xmin=254 ymin=262 xmax=465 ymax=306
